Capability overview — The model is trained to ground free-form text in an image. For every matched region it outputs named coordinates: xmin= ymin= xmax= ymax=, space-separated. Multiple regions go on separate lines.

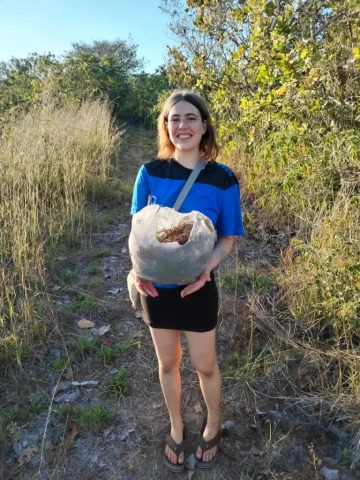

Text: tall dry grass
xmin=0 ymin=100 xmax=120 ymax=363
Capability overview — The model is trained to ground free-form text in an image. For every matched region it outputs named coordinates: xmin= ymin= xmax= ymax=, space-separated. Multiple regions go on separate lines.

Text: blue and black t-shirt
xmin=131 ymin=159 xmax=244 ymax=287
xmin=131 ymin=159 xmax=244 ymax=234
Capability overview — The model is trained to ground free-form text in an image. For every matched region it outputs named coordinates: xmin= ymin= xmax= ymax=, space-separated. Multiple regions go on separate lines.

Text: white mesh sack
xmin=128 ymin=204 xmax=217 ymax=285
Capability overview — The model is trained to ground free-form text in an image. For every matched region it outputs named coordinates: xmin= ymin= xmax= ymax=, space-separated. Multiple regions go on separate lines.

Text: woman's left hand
xmin=180 ymin=270 xmax=211 ymax=298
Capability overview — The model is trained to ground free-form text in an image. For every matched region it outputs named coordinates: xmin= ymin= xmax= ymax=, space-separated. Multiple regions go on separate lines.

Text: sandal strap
xmin=165 ymin=426 xmax=188 ymax=456
xmin=197 ymin=429 xmax=222 ymax=453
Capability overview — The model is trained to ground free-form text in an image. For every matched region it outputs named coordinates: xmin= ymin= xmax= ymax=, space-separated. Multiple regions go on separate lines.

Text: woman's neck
xmin=174 ymin=149 xmax=201 ymax=170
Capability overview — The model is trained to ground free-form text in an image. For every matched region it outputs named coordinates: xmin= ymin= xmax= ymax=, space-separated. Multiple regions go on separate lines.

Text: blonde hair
xmin=157 ymin=90 xmax=219 ymax=160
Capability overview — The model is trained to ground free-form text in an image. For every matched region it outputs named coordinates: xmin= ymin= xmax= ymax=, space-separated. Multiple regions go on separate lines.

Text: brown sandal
xmin=195 ymin=417 xmax=222 ymax=469
xmin=163 ymin=424 xmax=188 ymax=472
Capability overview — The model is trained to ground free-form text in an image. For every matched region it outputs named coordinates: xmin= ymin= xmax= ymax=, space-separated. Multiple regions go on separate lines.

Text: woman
xmin=130 ymin=90 xmax=244 ymax=471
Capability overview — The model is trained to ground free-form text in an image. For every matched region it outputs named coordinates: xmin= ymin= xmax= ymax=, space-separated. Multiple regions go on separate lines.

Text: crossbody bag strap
xmin=172 ymin=160 xmax=207 ymax=212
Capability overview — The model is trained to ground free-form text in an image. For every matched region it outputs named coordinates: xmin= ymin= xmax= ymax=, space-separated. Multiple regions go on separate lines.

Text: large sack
xmin=127 ymin=269 xmax=141 ymax=309
xmin=129 ymin=204 xmax=216 ymax=285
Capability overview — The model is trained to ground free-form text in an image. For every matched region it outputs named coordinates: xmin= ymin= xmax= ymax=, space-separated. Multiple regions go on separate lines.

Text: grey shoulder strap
xmin=173 ymin=160 xmax=207 ymax=211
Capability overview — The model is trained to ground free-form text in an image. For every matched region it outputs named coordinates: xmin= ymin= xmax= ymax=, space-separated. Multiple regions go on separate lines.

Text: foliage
xmin=70 ymin=37 xmax=144 ymax=73
xmin=162 ymin=0 xmax=360 ymax=219
xmin=127 ymin=67 xmax=171 ymax=125
xmin=163 ymin=0 xmax=360 ymax=383
xmin=57 ymin=404 xmax=112 ymax=434
xmin=282 ymin=194 xmax=360 ymax=341
xmin=0 ymin=53 xmax=58 ymax=119
xmin=0 ymin=39 xmax=171 ymax=125
xmin=105 ymin=369 xmax=131 ymax=397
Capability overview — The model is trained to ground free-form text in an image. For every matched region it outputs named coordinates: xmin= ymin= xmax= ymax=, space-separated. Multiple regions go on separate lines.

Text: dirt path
xmin=2 ymin=128 xmax=357 ymax=480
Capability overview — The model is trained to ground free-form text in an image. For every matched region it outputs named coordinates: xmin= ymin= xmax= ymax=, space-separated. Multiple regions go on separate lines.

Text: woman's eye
xmin=170 ymin=117 xmax=196 ymax=122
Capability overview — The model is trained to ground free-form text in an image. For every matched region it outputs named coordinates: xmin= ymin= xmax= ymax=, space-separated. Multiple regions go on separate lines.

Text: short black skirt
xmin=140 ymin=272 xmax=218 ymax=333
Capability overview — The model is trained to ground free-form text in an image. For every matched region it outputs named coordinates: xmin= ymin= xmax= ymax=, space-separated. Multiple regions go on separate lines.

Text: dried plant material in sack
xmin=129 ymin=205 xmax=216 ymax=285
xmin=157 ymin=216 xmax=193 ymax=245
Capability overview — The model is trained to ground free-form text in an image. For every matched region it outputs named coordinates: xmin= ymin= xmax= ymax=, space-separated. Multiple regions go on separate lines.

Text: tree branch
xmin=269 ymin=0 xmax=282 ymax=33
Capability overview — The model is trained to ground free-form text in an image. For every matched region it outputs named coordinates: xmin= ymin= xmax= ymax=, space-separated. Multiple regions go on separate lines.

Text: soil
xmin=1 ymin=127 xmax=359 ymax=480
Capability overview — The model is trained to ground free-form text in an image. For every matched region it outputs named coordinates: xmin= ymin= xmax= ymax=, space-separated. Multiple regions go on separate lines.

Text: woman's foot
xmin=165 ymin=422 xmax=185 ymax=465
xmin=196 ymin=419 xmax=221 ymax=464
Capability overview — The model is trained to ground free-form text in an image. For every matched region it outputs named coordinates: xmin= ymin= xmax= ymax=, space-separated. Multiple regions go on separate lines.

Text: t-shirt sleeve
xmin=217 ymin=183 xmax=244 ymax=236
xmin=131 ymin=165 xmax=150 ymax=214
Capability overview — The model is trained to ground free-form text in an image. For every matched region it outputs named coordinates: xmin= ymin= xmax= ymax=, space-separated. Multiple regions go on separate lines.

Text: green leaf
xmin=264 ymin=2 xmax=276 ymax=16
xmin=232 ymin=8 xmax=243 ymax=21
xmin=311 ymin=52 xmax=322 ymax=62
xmin=353 ymin=47 xmax=360 ymax=59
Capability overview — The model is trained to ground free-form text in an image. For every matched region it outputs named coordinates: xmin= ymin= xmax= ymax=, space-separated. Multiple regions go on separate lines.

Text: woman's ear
xmin=202 ymin=119 xmax=208 ymax=135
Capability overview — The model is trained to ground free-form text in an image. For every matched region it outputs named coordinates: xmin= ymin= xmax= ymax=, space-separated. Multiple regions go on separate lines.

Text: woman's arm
xmin=204 ymin=235 xmax=234 ymax=272
xmin=180 ymin=235 xmax=234 ymax=298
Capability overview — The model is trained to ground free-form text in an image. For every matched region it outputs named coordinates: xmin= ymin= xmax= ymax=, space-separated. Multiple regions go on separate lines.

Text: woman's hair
xmin=157 ymin=90 xmax=219 ymax=160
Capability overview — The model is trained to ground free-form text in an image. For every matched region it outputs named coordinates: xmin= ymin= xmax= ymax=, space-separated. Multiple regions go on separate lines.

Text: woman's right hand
xmin=134 ymin=273 xmax=158 ymax=298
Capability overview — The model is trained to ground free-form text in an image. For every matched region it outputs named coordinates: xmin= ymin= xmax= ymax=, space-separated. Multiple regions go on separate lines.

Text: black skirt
xmin=140 ymin=272 xmax=218 ymax=333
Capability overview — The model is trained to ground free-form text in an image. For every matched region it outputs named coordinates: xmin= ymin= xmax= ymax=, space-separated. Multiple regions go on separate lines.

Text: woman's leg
xmin=185 ymin=328 xmax=221 ymax=463
xmin=149 ymin=327 xmax=184 ymax=465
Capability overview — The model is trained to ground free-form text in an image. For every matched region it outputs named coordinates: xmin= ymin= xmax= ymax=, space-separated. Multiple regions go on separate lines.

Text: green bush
xmin=0 ymin=40 xmax=171 ymax=127
xmin=282 ymin=195 xmax=360 ymax=341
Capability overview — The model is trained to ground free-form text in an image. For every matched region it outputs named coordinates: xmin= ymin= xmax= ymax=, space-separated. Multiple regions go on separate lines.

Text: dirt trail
xmin=2 ymin=128 xmax=357 ymax=480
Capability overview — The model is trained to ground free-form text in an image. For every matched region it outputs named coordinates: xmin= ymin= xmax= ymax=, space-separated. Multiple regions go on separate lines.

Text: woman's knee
xmin=159 ymin=356 xmax=181 ymax=374
xmin=194 ymin=360 xmax=218 ymax=378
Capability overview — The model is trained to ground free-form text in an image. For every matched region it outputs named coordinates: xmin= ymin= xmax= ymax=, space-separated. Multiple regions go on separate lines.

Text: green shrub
xmin=281 ymin=195 xmax=360 ymax=342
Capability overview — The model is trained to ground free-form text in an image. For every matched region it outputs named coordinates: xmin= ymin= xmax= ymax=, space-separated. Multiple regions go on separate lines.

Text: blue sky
xmin=0 ymin=0 xmax=179 ymax=72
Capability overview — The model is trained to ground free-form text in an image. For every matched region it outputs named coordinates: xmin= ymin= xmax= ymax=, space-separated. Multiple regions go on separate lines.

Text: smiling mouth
xmin=177 ymin=134 xmax=192 ymax=139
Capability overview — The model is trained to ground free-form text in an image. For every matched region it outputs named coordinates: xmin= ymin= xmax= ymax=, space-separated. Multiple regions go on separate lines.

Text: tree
xmin=70 ymin=38 xmax=145 ymax=73
xmin=162 ymin=0 xmax=360 ymax=129
xmin=0 ymin=38 xmax=168 ymax=125
xmin=127 ymin=67 xmax=171 ymax=125
xmin=0 ymin=53 xmax=59 ymax=119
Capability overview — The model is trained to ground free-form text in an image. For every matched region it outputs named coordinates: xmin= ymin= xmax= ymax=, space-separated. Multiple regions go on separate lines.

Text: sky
xmin=0 ymin=0 xmax=179 ymax=72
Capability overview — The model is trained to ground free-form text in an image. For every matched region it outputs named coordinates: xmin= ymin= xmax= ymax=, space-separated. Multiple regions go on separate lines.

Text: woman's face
xmin=166 ymin=101 xmax=207 ymax=153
